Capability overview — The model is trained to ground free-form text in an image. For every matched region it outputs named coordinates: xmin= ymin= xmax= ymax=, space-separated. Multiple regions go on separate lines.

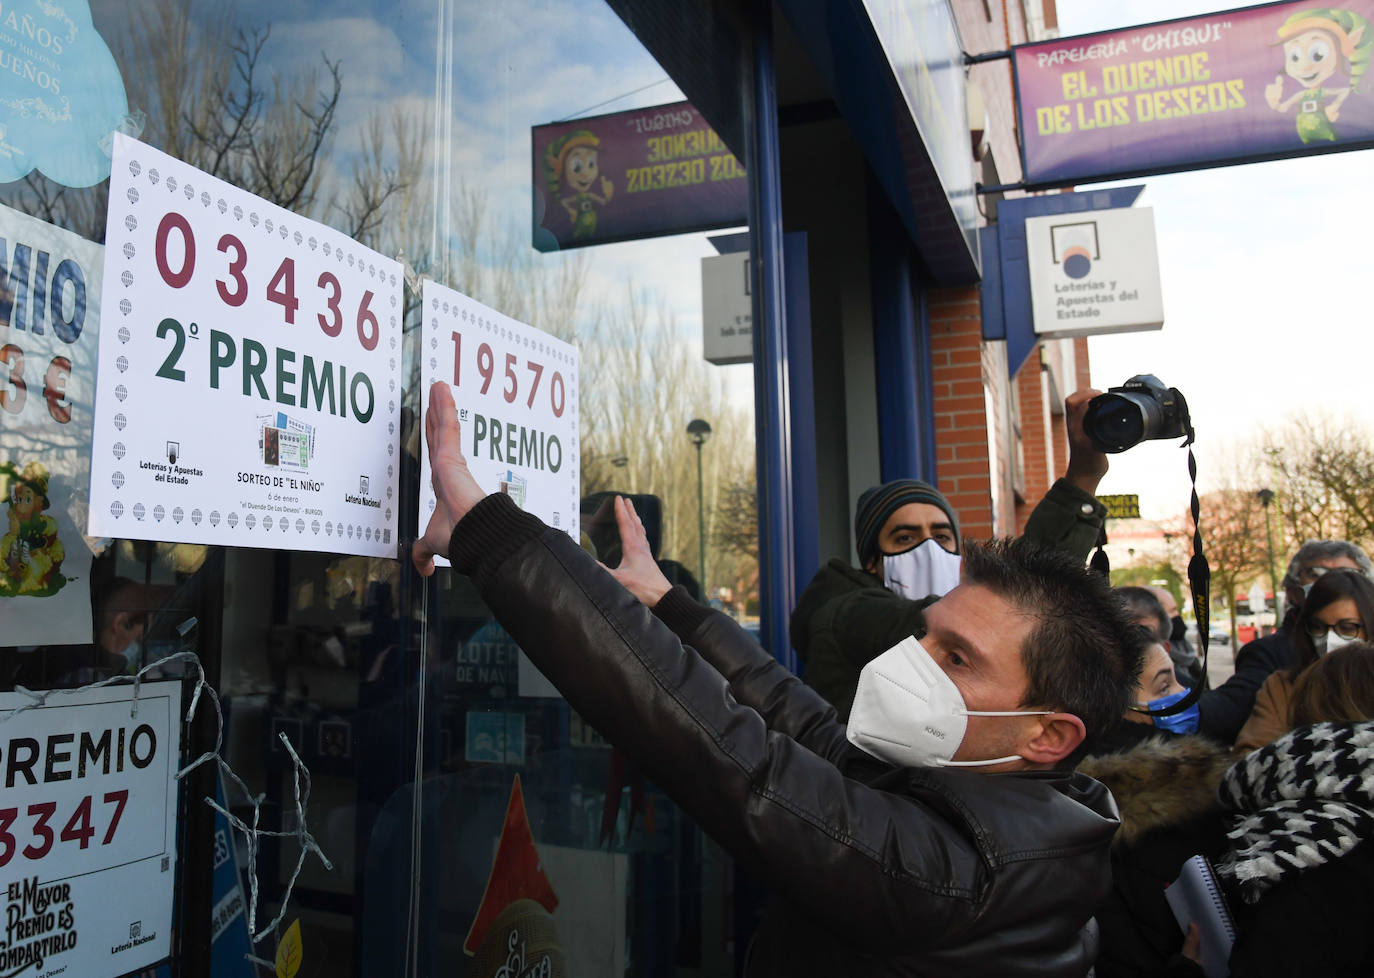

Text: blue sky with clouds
xmin=89 ymin=0 xmax=725 ymax=347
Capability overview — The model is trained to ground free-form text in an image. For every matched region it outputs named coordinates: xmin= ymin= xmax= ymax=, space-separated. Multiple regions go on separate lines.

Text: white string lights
xmin=1 ymin=627 xmax=331 ymax=950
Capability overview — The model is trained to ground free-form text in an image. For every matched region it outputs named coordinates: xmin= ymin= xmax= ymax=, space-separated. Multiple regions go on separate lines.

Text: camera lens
xmin=1085 ymin=394 xmax=1147 ymax=453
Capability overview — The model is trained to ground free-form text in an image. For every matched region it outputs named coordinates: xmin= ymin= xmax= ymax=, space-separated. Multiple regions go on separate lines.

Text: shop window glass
xmin=0 ymin=1 xmax=756 ymax=975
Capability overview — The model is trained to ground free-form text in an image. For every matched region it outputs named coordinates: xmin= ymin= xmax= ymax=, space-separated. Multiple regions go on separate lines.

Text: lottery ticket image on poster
xmin=277 ymin=429 xmax=310 ymax=471
xmin=499 ymin=470 xmax=528 ymax=509
xmin=257 ymin=413 xmax=312 ymax=471
xmin=261 ymin=426 xmax=280 ymax=466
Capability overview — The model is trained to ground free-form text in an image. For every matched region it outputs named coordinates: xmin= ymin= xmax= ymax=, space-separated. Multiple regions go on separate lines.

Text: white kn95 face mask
xmin=846 ymin=636 xmax=1051 ymax=768
xmin=1323 ymin=630 xmax=1358 ymax=654
xmin=881 ymin=538 xmax=962 ymax=601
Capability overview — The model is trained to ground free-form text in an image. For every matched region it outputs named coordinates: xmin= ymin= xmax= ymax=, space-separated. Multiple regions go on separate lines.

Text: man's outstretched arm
xmin=606 ymin=497 xmax=866 ymax=769
xmin=413 ymin=383 xmax=988 ymax=947
xmin=1022 ymin=388 xmax=1109 ymax=563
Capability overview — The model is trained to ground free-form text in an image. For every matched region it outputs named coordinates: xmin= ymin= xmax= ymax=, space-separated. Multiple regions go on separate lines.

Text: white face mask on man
xmin=846 ymin=636 xmax=1051 ymax=768
xmin=880 ymin=538 xmax=962 ymax=601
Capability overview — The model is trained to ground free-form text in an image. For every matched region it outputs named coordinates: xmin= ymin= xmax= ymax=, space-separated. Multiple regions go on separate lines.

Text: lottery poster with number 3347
xmin=419 ymin=280 xmax=579 ymax=564
xmin=88 ymin=134 xmax=403 ymax=557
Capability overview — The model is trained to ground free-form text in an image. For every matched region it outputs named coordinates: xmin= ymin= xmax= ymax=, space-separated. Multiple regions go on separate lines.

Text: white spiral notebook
xmin=1164 ymin=854 xmax=1237 ymax=978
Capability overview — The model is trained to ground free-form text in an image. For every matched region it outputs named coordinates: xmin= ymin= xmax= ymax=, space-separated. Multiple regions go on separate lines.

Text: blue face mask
xmin=1144 ymin=687 xmax=1200 ymax=735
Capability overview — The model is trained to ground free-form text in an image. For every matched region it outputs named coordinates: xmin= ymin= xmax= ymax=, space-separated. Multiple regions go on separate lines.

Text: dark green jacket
xmin=791 ymin=478 xmax=1107 ymax=719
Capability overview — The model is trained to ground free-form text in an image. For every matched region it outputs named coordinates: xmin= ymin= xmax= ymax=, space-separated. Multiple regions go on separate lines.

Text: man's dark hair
xmin=1115 ymin=586 xmax=1170 ymax=642
xmin=96 ymin=576 xmax=147 ymax=632
xmin=962 ymin=537 xmax=1141 ymax=758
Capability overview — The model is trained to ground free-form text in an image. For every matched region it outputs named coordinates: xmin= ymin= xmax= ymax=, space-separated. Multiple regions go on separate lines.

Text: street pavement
xmin=1205 ymin=636 xmax=1236 ymax=688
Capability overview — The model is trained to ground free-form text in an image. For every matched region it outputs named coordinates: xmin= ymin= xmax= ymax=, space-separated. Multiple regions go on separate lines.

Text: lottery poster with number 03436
xmin=419 ymin=280 xmax=579 ymax=565
xmin=87 ymin=134 xmax=402 ymax=557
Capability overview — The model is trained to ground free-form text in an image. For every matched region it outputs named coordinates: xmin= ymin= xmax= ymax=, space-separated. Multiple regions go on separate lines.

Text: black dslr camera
xmin=1083 ymin=375 xmax=1190 ymax=454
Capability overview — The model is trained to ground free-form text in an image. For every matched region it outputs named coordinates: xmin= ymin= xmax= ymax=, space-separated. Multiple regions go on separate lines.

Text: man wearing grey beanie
xmin=791 ymin=389 xmax=1110 ymax=720
xmin=853 ymin=478 xmax=963 ymax=569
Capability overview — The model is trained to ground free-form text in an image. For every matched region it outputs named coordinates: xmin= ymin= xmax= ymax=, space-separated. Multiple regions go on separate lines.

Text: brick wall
xmin=956 ymin=0 xmax=1025 ymax=185
xmin=1011 ymin=339 xmax=1093 ymax=532
xmin=928 ymin=286 xmax=995 ymax=540
xmin=1074 ymin=337 xmax=1092 ymax=390
xmin=1014 ymin=367 xmax=1039 ymax=531
xmin=929 ymin=3 xmax=1088 ymax=541
xmin=929 ymin=298 xmax=1089 ymax=540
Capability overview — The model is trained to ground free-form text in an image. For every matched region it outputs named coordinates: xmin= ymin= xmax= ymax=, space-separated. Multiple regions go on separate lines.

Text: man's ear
xmin=1020 ymin=713 xmax=1087 ymax=766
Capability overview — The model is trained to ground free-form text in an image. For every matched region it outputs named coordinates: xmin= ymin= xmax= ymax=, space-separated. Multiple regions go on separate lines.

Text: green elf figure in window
xmin=0 ymin=460 xmax=67 ymax=597
xmin=1265 ymin=8 xmax=1373 ymax=144
xmin=543 ymin=130 xmax=613 ymax=241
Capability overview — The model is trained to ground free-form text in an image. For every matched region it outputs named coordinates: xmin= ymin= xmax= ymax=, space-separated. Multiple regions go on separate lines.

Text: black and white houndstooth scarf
xmin=1217 ymin=721 xmax=1374 ymax=903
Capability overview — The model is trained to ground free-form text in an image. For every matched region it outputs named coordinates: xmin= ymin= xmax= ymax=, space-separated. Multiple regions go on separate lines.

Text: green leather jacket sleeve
xmin=1022 ymin=478 xmax=1107 ymax=564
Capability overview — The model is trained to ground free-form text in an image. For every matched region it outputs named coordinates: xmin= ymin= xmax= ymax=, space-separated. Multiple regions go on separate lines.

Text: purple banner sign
xmin=531 ymin=101 xmax=747 ymax=251
xmin=1014 ymin=2 xmax=1374 ymax=186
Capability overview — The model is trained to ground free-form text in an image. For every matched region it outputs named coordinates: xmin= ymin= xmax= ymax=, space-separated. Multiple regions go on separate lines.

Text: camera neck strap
xmin=1137 ymin=414 xmax=1211 ymax=718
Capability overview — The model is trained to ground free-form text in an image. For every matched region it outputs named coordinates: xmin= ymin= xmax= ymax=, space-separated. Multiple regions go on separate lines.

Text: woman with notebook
xmin=1085 ymin=640 xmax=1374 ymax=976
xmin=1205 ymin=643 xmax=1374 ymax=976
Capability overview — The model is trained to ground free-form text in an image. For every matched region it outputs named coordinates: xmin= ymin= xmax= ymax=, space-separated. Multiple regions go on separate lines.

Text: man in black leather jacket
xmin=414 ymin=384 xmax=1142 ymax=977
xmin=792 ymin=388 xmax=1110 ymax=721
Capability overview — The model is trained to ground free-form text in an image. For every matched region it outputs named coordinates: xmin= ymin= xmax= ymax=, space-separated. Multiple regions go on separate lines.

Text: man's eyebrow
xmin=888 ymin=521 xmax=955 ymax=534
xmin=1152 ymin=667 xmax=1172 ymax=685
xmin=926 ymin=622 xmax=987 ymax=666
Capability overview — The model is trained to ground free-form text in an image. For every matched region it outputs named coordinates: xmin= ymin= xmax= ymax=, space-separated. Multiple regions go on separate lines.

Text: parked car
xmin=1207 ymin=626 xmax=1234 ymax=650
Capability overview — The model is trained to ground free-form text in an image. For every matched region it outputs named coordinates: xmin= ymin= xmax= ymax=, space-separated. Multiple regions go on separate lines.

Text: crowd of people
xmin=414 ymin=380 xmax=1372 ymax=977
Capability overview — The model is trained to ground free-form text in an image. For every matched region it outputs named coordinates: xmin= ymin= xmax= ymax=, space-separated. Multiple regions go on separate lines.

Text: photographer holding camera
xmin=1081 ymin=375 xmax=1226 ymax=733
xmin=790 ymin=388 xmax=1114 ymax=720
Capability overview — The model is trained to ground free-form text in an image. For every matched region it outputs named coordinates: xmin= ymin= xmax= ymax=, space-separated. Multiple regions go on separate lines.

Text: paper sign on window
xmin=88 ymin=135 xmax=402 ymax=557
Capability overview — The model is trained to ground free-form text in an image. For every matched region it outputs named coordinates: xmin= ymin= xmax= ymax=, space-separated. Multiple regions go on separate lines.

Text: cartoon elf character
xmin=0 ymin=460 xmax=67 ymax=596
xmin=1265 ymin=7 xmax=1373 ymax=143
xmin=543 ymin=129 xmax=613 ymax=240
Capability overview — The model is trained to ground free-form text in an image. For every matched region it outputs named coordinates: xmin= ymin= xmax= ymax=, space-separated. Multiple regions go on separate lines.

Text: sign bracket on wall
xmin=980 ymin=185 xmax=1146 ymax=378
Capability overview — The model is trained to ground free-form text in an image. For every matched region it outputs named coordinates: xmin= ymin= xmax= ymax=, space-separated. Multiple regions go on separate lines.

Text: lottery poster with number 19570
xmin=87 ymin=134 xmax=403 ymax=557
xmin=419 ymin=280 xmax=579 ymax=565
